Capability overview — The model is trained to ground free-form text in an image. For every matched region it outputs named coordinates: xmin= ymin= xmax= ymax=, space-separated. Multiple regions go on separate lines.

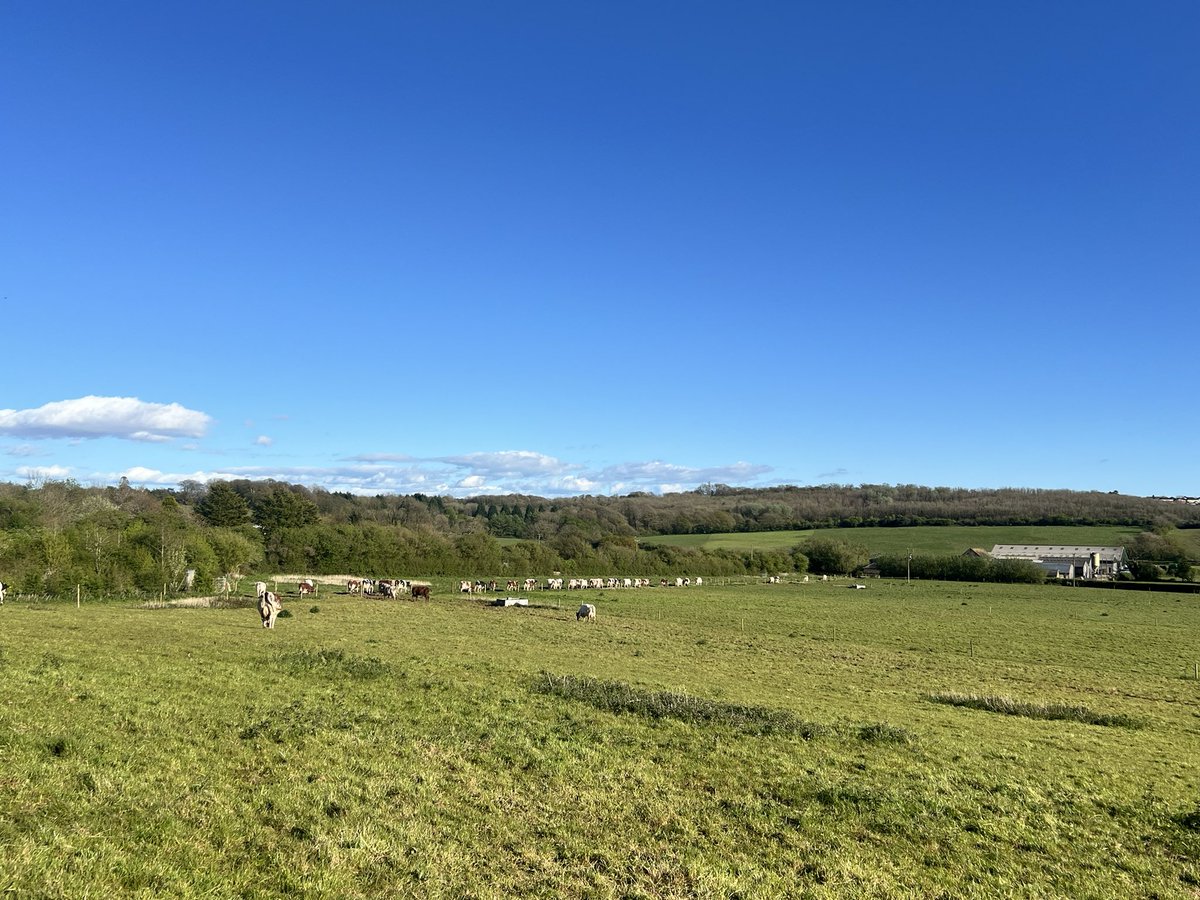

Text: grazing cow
xmin=298 ymin=579 xmax=317 ymax=597
xmin=460 ymin=580 xmax=472 ymax=594
xmin=695 ymin=577 xmax=703 ymax=586
xmin=346 ymin=579 xmax=362 ymax=594
xmin=380 ymin=582 xmax=398 ymax=599
xmin=0 ymin=581 xmax=7 ymax=605
xmin=411 ymin=584 xmax=431 ymax=600
xmin=576 ymin=603 xmax=596 ymax=623
xmin=506 ymin=580 xmax=519 ymax=591
xmin=258 ymin=590 xmax=282 ymax=628
xmin=523 ymin=578 xmax=538 ymax=592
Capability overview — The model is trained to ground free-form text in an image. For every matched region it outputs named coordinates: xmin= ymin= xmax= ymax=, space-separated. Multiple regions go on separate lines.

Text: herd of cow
xmin=0 ymin=572 xmax=700 ymax=628
xmin=248 ymin=572 xmax=709 ymax=628
xmin=459 ymin=576 xmax=701 ymax=593
xmin=345 ymin=578 xmax=429 ymax=600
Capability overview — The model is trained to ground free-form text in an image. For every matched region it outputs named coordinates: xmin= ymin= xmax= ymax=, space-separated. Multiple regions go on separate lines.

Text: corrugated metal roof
xmin=990 ymin=545 xmax=1126 ymax=560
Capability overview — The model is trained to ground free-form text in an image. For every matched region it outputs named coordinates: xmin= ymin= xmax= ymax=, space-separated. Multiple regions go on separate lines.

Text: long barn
xmin=989 ymin=545 xmax=1128 ymax=579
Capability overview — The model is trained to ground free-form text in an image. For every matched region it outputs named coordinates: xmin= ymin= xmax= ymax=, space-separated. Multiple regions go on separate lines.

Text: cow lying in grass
xmin=258 ymin=590 xmax=282 ymax=628
xmin=577 ymin=603 xmax=596 ymax=623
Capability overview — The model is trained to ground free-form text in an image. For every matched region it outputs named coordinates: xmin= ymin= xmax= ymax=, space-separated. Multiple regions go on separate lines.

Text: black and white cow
xmin=258 ymin=590 xmax=282 ymax=628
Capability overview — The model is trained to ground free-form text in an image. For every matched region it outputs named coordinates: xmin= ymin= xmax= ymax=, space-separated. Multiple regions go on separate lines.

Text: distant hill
xmin=640 ymin=525 xmax=1151 ymax=558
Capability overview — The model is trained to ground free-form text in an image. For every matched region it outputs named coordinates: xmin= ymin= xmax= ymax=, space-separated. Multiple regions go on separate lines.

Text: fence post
xmin=76 ymin=584 xmax=81 ymax=609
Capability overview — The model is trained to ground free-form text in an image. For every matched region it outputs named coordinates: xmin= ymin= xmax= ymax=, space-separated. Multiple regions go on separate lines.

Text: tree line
xmin=1 ymin=478 xmax=1194 ymax=598
xmin=0 ymin=479 xmax=808 ymax=599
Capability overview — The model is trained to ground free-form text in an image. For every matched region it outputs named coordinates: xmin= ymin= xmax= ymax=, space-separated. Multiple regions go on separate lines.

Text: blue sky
xmin=2 ymin=2 xmax=1196 ymax=498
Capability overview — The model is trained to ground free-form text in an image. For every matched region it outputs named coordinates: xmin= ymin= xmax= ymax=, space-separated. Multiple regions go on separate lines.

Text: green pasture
xmin=2 ymin=579 xmax=1200 ymax=897
xmin=640 ymin=524 xmax=1149 ymax=557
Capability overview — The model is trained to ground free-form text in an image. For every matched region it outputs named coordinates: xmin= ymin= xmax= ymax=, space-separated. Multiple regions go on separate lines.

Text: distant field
xmin=2 ymin=579 xmax=1200 ymax=896
xmin=639 ymin=525 xmax=1149 ymax=556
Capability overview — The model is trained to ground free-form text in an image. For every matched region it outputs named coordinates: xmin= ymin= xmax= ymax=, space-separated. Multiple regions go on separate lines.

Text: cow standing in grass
xmin=258 ymin=590 xmax=282 ymax=628
xmin=576 ymin=603 xmax=596 ymax=623
xmin=0 ymin=581 xmax=7 ymax=605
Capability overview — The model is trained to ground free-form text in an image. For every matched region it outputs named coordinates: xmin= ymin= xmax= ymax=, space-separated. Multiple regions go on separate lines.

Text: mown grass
xmin=1 ymin=578 xmax=1200 ymax=897
xmin=926 ymin=691 xmax=1143 ymax=728
xmin=535 ymin=672 xmax=913 ymax=743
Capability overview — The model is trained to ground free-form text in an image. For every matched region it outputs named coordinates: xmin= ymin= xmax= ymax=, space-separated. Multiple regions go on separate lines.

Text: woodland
xmin=0 ymin=478 xmax=1195 ymax=598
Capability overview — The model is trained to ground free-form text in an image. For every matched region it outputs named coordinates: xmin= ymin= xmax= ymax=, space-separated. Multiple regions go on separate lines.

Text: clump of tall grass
xmin=535 ymin=673 xmax=913 ymax=743
xmin=926 ymin=692 xmax=1141 ymax=728
xmin=277 ymin=647 xmax=389 ymax=679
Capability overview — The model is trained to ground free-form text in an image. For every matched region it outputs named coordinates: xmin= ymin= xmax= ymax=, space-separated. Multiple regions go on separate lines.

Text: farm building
xmin=989 ymin=545 xmax=1128 ymax=579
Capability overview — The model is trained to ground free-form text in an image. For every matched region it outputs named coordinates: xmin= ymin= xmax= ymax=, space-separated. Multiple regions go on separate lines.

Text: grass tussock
xmin=926 ymin=691 xmax=1141 ymax=728
xmin=277 ymin=647 xmax=389 ymax=679
xmin=535 ymin=673 xmax=913 ymax=743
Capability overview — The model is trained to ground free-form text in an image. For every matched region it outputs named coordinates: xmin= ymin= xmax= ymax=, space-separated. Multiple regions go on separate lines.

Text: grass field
xmin=639 ymin=525 xmax=1152 ymax=557
xmin=3 ymin=579 xmax=1200 ymax=897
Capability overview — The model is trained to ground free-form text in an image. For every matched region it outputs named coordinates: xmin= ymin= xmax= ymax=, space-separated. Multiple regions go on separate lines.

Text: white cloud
xmin=0 ymin=397 xmax=212 ymax=442
xmin=94 ymin=450 xmax=775 ymax=498
xmin=255 ymin=435 xmax=273 ymax=446
xmin=440 ymin=450 xmax=573 ymax=477
xmin=16 ymin=464 xmax=72 ymax=479
xmin=597 ymin=460 xmax=773 ymax=486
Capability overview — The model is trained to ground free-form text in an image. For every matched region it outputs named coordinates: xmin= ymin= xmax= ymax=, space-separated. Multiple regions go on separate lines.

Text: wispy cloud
xmin=599 ymin=460 xmax=773 ymax=495
xmin=4 ymin=444 xmax=48 ymax=458
xmin=16 ymin=464 xmax=72 ymax=479
xmin=101 ymin=451 xmax=776 ymax=497
xmin=0 ymin=397 xmax=211 ymax=442
xmin=255 ymin=435 xmax=273 ymax=446
xmin=816 ymin=467 xmax=849 ymax=481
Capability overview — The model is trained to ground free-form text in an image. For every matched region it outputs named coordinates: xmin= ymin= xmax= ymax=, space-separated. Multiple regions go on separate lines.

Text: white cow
xmin=258 ymin=590 xmax=282 ymax=628
xmin=576 ymin=603 xmax=596 ymax=623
